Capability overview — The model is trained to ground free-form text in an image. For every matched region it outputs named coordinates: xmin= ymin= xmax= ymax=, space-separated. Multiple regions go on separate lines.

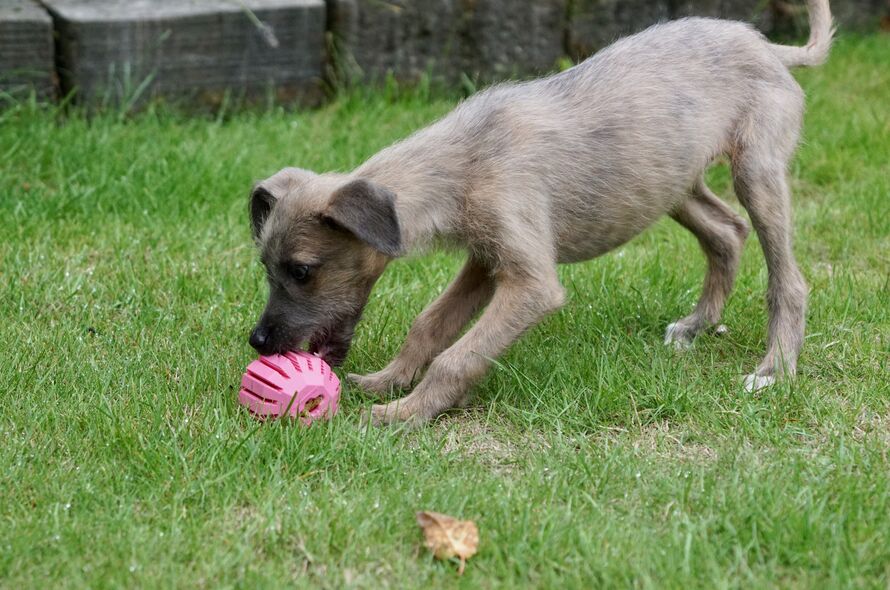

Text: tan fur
xmin=250 ymin=1 xmax=833 ymax=425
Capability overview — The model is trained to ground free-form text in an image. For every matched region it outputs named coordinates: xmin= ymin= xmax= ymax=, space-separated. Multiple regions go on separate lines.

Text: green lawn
xmin=1 ymin=35 xmax=888 ymax=589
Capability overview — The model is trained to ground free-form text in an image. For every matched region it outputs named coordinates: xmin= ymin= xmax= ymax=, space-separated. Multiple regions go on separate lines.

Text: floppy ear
xmin=324 ymin=179 xmax=403 ymax=257
xmin=250 ymin=185 xmax=277 ymax=239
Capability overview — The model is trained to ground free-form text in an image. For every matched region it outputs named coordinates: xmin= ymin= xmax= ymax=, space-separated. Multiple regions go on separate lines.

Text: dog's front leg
xmin=368 ymin=270 xmax=565 ymax=426
xmin=350 ymin=257 xmax=494 ymax=396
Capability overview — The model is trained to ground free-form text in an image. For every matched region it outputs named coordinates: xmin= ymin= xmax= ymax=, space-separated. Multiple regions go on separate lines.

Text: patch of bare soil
xmin=597 ymin=420 xmax=719 ymax=464
xmin=425 ymin=412 xmax=549 ymax=473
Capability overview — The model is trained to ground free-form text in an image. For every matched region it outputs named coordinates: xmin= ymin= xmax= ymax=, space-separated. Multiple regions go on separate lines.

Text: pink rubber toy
xmin=239 ymin=351 xmax=340 ymax=424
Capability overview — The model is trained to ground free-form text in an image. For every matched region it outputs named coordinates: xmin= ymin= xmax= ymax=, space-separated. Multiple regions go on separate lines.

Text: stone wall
xmin=0 ymin=0 xmax=886 ymax=106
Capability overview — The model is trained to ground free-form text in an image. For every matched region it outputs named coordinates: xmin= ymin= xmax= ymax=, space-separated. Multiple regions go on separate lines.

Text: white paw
xmin=664 ymin=323 xmax=693 ymax=350
xmin=743 ymin=373 xmax=776 ymax=393
xmin=714 ymin=324 xmax=728 ymax=336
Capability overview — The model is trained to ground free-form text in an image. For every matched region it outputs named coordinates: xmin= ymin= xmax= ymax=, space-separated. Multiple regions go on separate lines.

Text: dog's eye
xmin=288 ymin=263 xmax=311 ymax=283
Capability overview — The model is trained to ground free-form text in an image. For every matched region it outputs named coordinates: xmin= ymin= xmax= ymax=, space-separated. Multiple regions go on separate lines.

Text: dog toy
xmin=239 ymin=351 xmax=340 ymax=424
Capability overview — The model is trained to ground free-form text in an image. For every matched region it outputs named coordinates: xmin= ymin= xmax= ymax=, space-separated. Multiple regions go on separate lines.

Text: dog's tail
xmin=768 ymin=0 xmax=834 ymax=67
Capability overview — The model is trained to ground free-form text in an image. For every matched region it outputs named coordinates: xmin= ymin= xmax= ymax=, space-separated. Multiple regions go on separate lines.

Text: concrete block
xmin=329 ymin=0 xmax=566 ymax=84
xmin=567 ymin=0 xmax=671 ymax=60
xmin=0 ymin=0 xmax=56 ymax=99
xmin=328 ymin=0 xmax=458 ymax=83
xmin=43 ymin=0 xmax=326 ymax=107
xmin=458 ymin=0 xmax=567 ymax=80
xmin=671 ymin=0 xmax=768 ymax=25
xmin=766 ymin=0 xmax=885 ymax=39
xmin=806 ymin=0 xmax=886 ymax=30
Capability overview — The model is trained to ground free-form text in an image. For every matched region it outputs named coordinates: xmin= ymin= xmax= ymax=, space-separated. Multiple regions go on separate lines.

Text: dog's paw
xmin=664 ymin=322 xmax=695 ymax=350
xmin=743 ymin=373 xmax=776 ymax=393
xmin=362 ymin=398 xmax=427 ymax=429
xmin=348 ymin=369 xmax=412 ymax=398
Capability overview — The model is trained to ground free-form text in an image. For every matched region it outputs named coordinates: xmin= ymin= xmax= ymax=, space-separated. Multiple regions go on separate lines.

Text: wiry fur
xmin=251 ymin=1 xmax=833 ymax=425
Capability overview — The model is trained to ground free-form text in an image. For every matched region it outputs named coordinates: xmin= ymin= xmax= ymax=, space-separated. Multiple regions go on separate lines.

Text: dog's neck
xmin=353 ymin=129 xmax=467 ymax=254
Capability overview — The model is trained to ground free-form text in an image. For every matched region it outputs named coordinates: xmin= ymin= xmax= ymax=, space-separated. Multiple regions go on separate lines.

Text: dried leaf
xmin=416 ymin=511 xmax=479 ymax=574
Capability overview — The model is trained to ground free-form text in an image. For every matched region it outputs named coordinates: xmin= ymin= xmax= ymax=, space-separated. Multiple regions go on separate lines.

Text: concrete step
xmin=43 ymin=0 xmax=326 ymax=107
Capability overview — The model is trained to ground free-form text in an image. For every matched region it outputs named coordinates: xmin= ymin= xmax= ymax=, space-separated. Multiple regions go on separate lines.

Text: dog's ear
xmin=250 ymin=185 xmax=277 ymax=239
xmin=324 ymin=179 xmax=403 ymax=257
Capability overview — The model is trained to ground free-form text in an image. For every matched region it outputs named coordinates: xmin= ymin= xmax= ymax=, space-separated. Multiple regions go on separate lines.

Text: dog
xmin=248 ymin=0 xmax=833 ymax=426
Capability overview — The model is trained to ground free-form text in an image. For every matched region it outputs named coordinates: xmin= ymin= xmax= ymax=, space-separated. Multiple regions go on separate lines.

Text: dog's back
xmin=397 ymin=7 xmax=827 ymax=259
xmin=419 ymin=19 xmax=789 ymax=256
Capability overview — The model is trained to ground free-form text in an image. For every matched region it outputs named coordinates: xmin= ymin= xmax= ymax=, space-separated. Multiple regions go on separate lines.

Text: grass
xmin=1 ymin=34 xmax=888 ymax=589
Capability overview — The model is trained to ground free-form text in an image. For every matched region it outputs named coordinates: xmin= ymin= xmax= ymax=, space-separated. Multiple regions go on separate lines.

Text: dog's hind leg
xmin=731 ymin=107 xmax=808 ymax=392
xmin=349 ymin=256 xmax=494 ymax=396
xmin=665 ymin=179 xmax=750 ymax=348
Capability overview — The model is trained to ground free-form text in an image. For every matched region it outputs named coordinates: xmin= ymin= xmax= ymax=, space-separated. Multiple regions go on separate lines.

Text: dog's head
xmin=248 ymin=167 xmax=402 ymax=365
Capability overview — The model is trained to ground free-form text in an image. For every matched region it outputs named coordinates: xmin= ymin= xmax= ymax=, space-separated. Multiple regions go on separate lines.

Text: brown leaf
xmin=416 ymin=511 xmax=479 ymax=574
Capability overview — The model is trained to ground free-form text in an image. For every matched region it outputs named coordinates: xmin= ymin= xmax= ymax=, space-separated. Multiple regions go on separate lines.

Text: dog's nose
xmin=249 ymin=325 xmax=271 ymax=352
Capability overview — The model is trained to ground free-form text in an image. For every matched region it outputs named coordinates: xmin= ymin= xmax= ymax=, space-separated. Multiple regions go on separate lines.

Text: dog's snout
xmin=249 ymin=324 xmax=271 ymax=352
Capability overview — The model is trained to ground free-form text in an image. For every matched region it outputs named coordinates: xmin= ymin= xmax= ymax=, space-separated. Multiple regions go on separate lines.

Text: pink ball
xmin=239 ymin=351 xmax=340 ymax=424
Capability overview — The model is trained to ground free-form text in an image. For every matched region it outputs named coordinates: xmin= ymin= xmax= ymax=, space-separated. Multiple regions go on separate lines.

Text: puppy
xmin=248 ymin=0 xmax=833 ymax=425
